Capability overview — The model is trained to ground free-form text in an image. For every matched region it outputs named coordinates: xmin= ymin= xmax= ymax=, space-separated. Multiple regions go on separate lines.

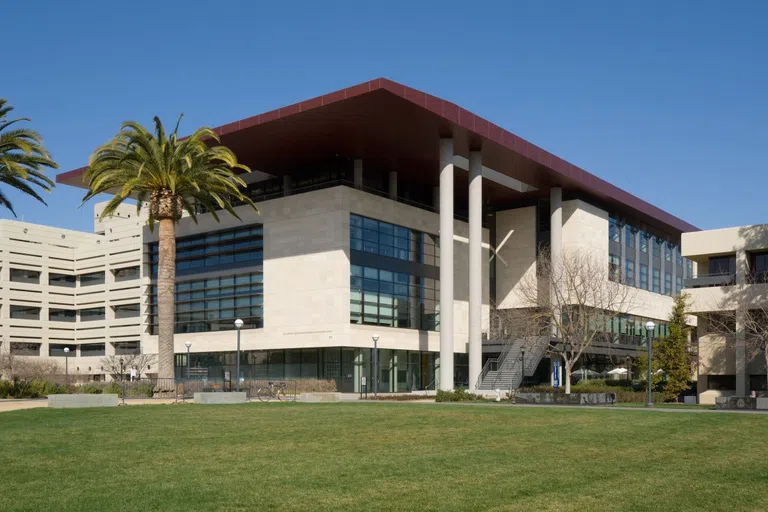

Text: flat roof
xmin=57 ymin=78 xmax=697 ymax=235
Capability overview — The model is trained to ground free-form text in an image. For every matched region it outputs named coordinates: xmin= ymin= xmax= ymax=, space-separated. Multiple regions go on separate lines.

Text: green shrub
xmin=518 ymin=385 xmax=664 ymax=403
xmin=436 ymin=388 xmax=483 ymax=402
xmin=103 ymin=382 xmax=123 ymax=395
xmin=75 ymin=384 xmax=104 ymax=394
xmin=362 ymin=394 xmax=429 ymax=401
xmin=0 ymin=379 xmax=12 ymax=398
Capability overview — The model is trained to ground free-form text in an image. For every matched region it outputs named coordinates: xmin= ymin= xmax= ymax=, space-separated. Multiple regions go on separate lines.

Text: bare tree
xmin=494 ymin=246 xmax=639 ymax=394
xmin=0 ymin=346 xmax=63 ymax=381
xmin=100 ymin=354 xmax=157 ymax=381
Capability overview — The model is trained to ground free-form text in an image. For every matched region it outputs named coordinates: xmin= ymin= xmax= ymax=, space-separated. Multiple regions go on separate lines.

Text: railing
xmin=179 ymin=377 xmax=298 ymax=401
xmin=684 ymin=272 xmax=736 ymax=288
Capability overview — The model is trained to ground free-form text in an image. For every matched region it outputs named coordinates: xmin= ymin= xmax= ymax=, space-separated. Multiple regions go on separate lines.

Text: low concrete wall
xmin=715 ymin=396 xmax=756 ymax=410
xmin=194 ymin=392 xmax=247 ymax=404
xmin=299 ymin=393 xmax=342 ymax=403
xmin=515 ymin=392 xmax=616 ymax=405
xmin=48 ymin=394 xmax=119 ymax=408
xmin=699 ymin=389 xmax=736 ymax=406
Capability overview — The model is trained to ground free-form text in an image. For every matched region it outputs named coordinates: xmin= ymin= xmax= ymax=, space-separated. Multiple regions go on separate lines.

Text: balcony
xmin=684 ymin=272 xmax=736 ymax=289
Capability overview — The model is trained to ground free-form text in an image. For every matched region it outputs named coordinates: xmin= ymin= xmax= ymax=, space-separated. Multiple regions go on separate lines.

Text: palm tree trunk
xmin=157 ymin=218 xmax=176 ymax=381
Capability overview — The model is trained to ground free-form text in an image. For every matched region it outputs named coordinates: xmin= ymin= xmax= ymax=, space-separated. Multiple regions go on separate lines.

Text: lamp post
xmin=63 ymin=347 xmax=70 ymax=387
xmin=234 ymin=318 xmax=244 ymax=392
xmin=185 ymin=341 xmax=192 ymax=380
xmin=372 ymin=334 xmax=379 ymax=399
xmin=645 ymin=321 xmax=655 ymax=407
xmin=119 ymin=357 xmax=124 ymax=382
xmin=520 ymin=349 xmax=526 ymax=387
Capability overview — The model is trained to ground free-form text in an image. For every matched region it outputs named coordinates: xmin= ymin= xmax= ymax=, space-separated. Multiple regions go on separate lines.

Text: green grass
xmin=2 ymin=403 xmax=767 ymax=511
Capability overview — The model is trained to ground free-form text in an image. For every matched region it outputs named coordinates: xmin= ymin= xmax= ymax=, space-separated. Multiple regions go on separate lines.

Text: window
xmin=49 ymin=273 xmax=76 ymax=287
xmin=80 ymin=343 xmax=105 ymax=357
xmin=113 ymin=266 xmax=140 ymax=282
xmin=640 ymin=232 xmax=649 ymax=253
xmin=625 ymin=260 xmax=635 ymax=287
xmin=750 ymin=252 xmax=768 ymax=283
xmin=10 ymin=305 xmax=40 ymax=320
xmin=113 ymin=303 xmax=140 ymax=319
xmin=80 ymin=307 xmax=105 ymax=321
xmin=653 ymin=237 xmax=663 ymax=260
xmin=686 ymin=259 xmax=693 ymax=275
xmin=639 ymin=264 xmax=649 ymax=290
xmin=148 ymin=272 xmax=263 ymax=334
xmin=350 ymin=214 xmax=439 ymax=266
xmin=652 ymin=269 xmax=661 ymax=293
xmin=49 ymin=344 xmax=76 ymax=357
xmin=664 ymin=272 xmax=672 ymax=296
xmin=10 ymin=268 xmax=40 ymax=284
xmin=609 ymin=254 xmax=621 ymax=282
xmin=10 ymin=342 xmax=40 ymax=356
xmin=609 ymin=217 xmax=621 ymax=243
xmin=664 ymin=243 xmax=672 ymax=262
xmin=80 ymin=271 xmax=105 ymax=286
xmin=350 ymin=265 xmax=439 ymax=331
xmin=625 ymin=226 xmax=634 ymax=248
xmin=676 ymin=276 xmax=683 ymax=294
xmin=114 ymin=341 xmax=141 ymax=356
xmin=49 ymin=309 xmax=76 ymax=322
xmin=708 ymin=255 xmax=736 ymax=276
xmin=149 ymin=224 xmax=263 ymax=276
xmin=707 ymin=375 xmax=736 ymax=391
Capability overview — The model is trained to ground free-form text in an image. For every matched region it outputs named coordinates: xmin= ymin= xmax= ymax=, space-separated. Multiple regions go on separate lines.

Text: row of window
xmin=350 ymin=214 xmax=440 ymax=266
xmin=8 ymin=305 xmax=137 ymax=322
xmin=5 ymin=341 xmax=139 ymax=357
xmin=149 ymin=224 xmax=263 ymax=276
xmin=148 ymin=272 xmax=264 ymax=334
xmin=350 ymin=265 xmax=440 ymax=331
xmin=7 ymin=268 xmax=134 ymax=287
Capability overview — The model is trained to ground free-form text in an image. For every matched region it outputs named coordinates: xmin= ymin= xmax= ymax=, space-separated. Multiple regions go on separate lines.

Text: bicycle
xmin=256 ymin=381 xmax=287 ymax=402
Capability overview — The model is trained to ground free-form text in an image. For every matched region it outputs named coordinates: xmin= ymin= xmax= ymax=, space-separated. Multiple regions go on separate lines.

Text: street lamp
xmin=372 ymin=334 xmax=379 ymax=399
xmin=63 ymin=347 xmax=70 ymax=386
xmin=185 ymin=341 xmax=192 ymax=380
xmin=234 ymin=318 xmax=244 ymax=392
xmin=645 ymin=321 xmax=655 ymax=407
xmin=119 ymin=357 xmax=124 ymax=382
xmin=520 ymin=349 xmax=526 ymax=387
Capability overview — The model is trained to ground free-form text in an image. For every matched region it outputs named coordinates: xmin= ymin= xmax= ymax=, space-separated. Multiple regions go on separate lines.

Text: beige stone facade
xmin=682 ymin=224 xmax=768 ymax=403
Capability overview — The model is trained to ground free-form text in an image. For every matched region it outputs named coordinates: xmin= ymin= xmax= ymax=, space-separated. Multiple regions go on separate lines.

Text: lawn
xmin=2 ymin=403 xmax=767 ymax=512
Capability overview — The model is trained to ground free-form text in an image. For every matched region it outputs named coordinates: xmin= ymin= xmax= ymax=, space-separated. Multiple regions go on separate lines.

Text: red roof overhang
xmin=57 ymin=78 xmax=697 ymax=235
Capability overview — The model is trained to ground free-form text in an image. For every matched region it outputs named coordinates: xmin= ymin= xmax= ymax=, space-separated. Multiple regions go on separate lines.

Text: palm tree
xmin=0 ymin=99 xmax=57 ymax=215
xmin=83 ymin=115 xmax=257 ymax=381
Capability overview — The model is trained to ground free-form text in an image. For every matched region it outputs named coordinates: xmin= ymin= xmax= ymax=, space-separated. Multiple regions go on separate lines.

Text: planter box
xmin=515 ymin=392 xmax=616 ymax=405
xmin=194 ymin=392 xmax=247 ymax=404
xmin=48 ymin=394 xmax=119 ymax=408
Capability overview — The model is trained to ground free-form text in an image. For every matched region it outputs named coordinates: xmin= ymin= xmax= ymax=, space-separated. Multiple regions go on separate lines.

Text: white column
xmin=550 ymin=187 xmax=563 ymax=338
xmin=353 ymin=159 xmax=363 ymax=189
xmin=439 ymin=138 xmax=454 ymax=390
xmin=388 ymin=171 xmax=398 ymax=200
xmin=468 ymin=151 xmax=482 ymax=391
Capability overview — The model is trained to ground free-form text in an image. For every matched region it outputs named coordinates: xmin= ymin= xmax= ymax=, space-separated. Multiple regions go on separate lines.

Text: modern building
xmin=682 ymin=224 xmax=768 ymax=404
xmin=6 ymin=78 xmax=697 ymax=390
xmin=0 ymin=203 xmax=145 ymax=380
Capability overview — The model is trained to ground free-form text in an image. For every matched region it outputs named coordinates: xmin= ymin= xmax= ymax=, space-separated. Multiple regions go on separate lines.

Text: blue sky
xmin=3 ymin=0 xmax=766 ymax=231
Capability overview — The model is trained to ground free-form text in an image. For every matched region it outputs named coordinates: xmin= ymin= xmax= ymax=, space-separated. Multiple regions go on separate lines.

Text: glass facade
xmin=148 ymin=272 xmax=263 ymax=334
xmin=149 ymin=224 xmax=263 ymax=277
xmin=349 ymin=214 xmax=440 ymax=331
xmin=49 ymin=344 xmax=77 ymax=357
xmin=114 ymin=266 xmax=140 ymax=282
xmin=350 ymin=214 xmax=439 ymax=265
xmin=603 ymin=313 xmax=670 ymax=346
xmin=113 ymin=303 xmax=140 ymax=319
xmin=174 ymin=347 xmax=466 ymax=392
xmin=148 ymin=224 xmax=264 ymax=334
xmin=609 ymin=215 xmax=690 ymax=296
xmin=350 ymin=265 xmax=439 ymax=330
xmin=114 ymin=341 xmax=141 ymax=356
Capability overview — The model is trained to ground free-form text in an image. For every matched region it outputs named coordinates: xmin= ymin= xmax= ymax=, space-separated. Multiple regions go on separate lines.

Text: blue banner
xmin=553 ymin=359 xmax=560 ymax=388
